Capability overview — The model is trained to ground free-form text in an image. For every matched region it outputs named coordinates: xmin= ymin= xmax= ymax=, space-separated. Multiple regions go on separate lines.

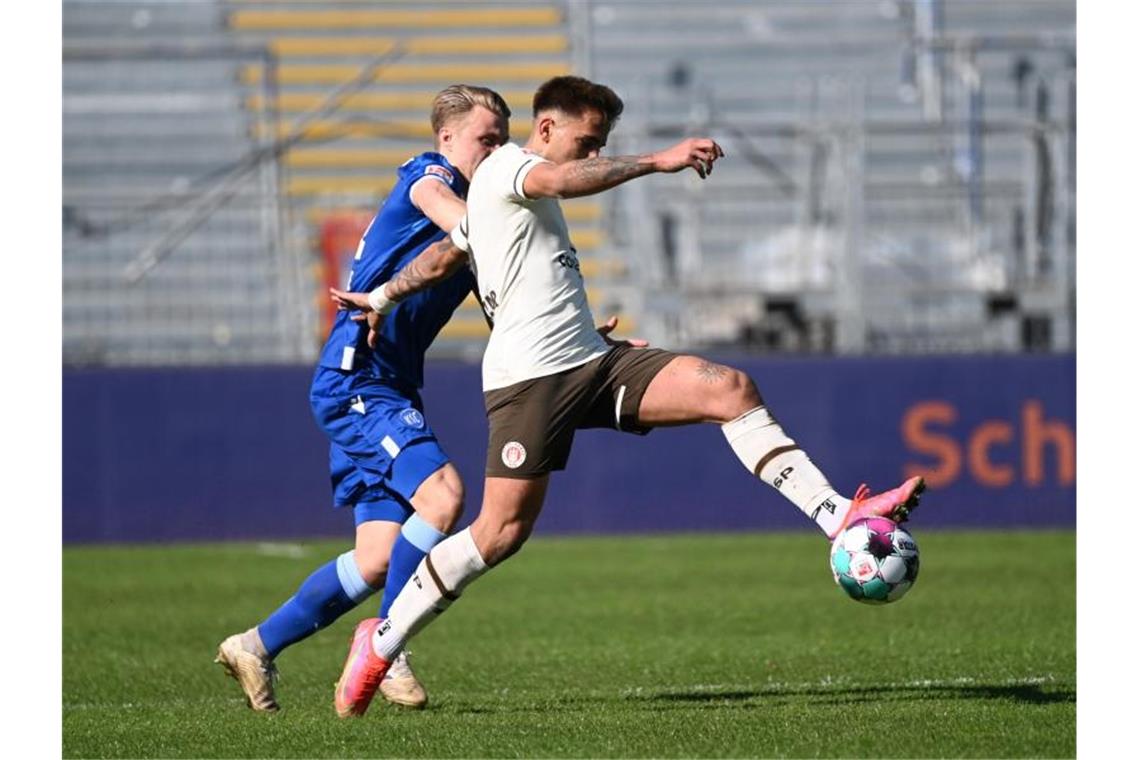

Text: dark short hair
xmin=532 ymin=75 xmax=624 ymax=132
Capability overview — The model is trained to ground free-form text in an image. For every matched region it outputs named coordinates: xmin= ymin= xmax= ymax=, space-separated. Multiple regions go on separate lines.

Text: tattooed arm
xmin=522 ymin=137 xmax=725 ymax=199
xmin=329 ymin=238 xmax=467 ymax=315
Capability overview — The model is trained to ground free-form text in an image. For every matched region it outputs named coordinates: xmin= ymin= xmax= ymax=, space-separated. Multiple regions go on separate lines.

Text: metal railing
xmin=63 ymin=38 xmax=310 ymax=365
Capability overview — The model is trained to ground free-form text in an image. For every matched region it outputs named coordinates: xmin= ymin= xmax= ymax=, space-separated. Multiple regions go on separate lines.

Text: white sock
xmin=372 ymin=527 xmax=488 ymax=661
xmin=722 ymin=406 xmax=851 ymax=536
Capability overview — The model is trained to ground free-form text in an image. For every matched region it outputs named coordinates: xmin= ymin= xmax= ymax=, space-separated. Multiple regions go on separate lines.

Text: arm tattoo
xmin=387 ymin=257 xmax=432 ymax=301
xmin=564 ymin=155 xmax=652 ymax=193
xmin=696 ymin=360 xmax=730 ymax=384
xmin=386 ymin=240 xmax=463 ymax=300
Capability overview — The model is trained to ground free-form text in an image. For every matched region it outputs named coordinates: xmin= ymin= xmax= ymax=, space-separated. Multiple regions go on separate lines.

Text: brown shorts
xmin=484 ymin=346 xmax=679 ymax=478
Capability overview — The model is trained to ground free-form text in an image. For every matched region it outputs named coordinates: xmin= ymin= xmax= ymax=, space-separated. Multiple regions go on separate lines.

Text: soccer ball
xmin=829 ymin=517 xmax=919 ymax=604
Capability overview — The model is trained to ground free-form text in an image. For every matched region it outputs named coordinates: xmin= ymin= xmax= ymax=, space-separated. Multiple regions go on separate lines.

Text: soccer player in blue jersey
xmin=214 ymin=85 xmax=512 ymax=712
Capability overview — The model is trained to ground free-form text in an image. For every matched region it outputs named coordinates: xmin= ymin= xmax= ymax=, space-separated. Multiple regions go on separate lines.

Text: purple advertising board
xmin=63 ymin=354 xmax=1074 ymax=544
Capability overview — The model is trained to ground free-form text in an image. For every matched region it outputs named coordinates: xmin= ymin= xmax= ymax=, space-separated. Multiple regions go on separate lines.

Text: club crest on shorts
xmin=400 ymin=408 xmax=425 ymax=429
xmin=501 ymin=441 xmax=527 ymax=469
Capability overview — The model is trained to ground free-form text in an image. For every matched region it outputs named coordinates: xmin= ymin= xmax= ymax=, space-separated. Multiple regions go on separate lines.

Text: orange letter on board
xmin=968 ymin=421 xmax=1016 ymax=487
xmin=902 ymin=401 xmax=961 ymax=488
xmin=1023 ymin=400 xmax=1075 ymax=486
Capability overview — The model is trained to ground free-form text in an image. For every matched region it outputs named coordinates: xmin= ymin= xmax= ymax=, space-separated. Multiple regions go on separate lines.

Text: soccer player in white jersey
xmin=329 ymin=76 xmax=924 ymax=716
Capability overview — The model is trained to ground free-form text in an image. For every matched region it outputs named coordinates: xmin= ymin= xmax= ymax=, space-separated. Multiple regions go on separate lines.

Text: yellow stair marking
xmin=437 ymin=319 xmax=490 ymax=339
xmin=286 ymin=148 xmax=411 ymax=169
xmin=248 ymin=90 xmax=534 ymax=113
xmin=230 ymin=8 xmax=563 ymax=30
xmin=569 ymin=228 xmax=603 ymax=251
xmin=563 ymin=202 xmax=602 ymax=223
xmin=260 ymin=119 xmax=530 ymax=141
xmin=577 ymin=257 xmax=626 ymax=278
xmin=288 ymin=174 xmax=398 ymax=196
xmin=268 ymin=35 xmax=567 ymax=57
xmin=242 ymin=62 xmax=569 ymax=85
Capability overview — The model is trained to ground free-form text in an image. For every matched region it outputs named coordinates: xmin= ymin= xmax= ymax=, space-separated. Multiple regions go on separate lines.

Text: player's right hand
xmin=349 ymin=311 xmax=385 ymax=349
xmin=332 ymin=287 xmax=385 ymax=348
xmin=330 ymin=287 xmax=373 ymax=312
xmin=652 ymin=138 xmax=724 ymax=178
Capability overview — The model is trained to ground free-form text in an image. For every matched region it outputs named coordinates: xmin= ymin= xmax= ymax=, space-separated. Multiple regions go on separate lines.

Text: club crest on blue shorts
xmin=400 ymin=408 xmax=425 ymax=429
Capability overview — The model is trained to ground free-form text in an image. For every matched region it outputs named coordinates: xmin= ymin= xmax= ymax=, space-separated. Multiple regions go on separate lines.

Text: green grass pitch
xmin=63 ymin=530 xmax=1074 ymax=758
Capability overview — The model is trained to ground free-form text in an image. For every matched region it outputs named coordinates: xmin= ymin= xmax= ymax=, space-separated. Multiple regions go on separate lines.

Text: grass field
xmin=63 ymin=530 xmax=1075 ymax=758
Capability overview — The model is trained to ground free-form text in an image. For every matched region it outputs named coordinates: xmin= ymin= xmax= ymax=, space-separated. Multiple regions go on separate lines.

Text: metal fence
xmin=62 ymin=0 xmax=1076 ymax=365
xmin=63 ymin=26 xmax=310 ymax=365
xmin=581 ymin=0 xmax=1075 ymax=354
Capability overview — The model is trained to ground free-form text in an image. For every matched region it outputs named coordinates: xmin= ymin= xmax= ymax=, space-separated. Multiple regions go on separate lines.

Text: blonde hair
xmin=430 ymin=84 xmax=511 ymax=139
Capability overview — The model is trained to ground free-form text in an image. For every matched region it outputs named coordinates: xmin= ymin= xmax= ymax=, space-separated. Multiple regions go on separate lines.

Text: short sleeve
xmin=491 ymin=144 xmax=547 ymax=202
xmin=407 ymin=162 xmax=459 ymax=207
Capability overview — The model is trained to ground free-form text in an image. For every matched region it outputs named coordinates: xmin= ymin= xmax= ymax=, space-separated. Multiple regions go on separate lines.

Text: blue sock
xmin=380 ymin=514 xmax=448 ymax=619
xmin=257 ymin=551 xmax=378 ymax=659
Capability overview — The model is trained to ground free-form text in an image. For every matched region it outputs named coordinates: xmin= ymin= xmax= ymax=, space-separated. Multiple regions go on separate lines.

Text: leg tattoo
xmin=695 ymin=360 xmax=730 ymax=384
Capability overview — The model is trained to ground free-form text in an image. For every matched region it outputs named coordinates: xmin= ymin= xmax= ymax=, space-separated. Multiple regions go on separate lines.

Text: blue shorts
xmin=311 ymin=367 xmax=450 ymax=526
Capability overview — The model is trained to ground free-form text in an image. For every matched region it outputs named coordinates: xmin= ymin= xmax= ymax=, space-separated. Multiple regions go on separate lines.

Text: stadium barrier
xmin=63 ymin=354 xmax=1074 ymax=543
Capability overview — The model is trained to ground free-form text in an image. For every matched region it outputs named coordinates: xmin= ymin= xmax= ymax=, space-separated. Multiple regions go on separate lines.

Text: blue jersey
xmin=317 ymin=152 xmax=475 ymax=388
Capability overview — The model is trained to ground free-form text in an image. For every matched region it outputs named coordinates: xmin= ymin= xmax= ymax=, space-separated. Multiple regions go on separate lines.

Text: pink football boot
xmin=827 ymin=476 xmax=925 ymax=540
xmin=334 ymin=618 xmax=392 ymax=718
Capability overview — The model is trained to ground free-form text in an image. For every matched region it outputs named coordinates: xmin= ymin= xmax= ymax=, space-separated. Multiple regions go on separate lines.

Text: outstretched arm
xmin=522 ymin=137 xmax=725 ymax=199
xmin=409 ymin=177 xmax=467 ymax=233
xmin=330 ymin=237 xmax=467 ymax=315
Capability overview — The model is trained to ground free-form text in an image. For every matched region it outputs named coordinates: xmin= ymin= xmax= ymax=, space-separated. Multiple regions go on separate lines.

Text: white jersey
xmin=452 ymin=143 xmax=608 ymax=391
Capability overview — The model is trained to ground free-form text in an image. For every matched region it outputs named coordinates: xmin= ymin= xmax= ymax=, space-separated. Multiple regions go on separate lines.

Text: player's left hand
xmin=330 ymin=287 xmax=373 ymax=312
xmin=597 ymin=316 xmax=649 ymax=348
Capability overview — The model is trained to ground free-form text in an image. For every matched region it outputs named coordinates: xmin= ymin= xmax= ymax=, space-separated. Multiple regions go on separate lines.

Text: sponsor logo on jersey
xmin=400 ymin=408 xmax=425 ymax=429
xmin=556 ymin=249 xmax=581 ymax=272
xmin=482 ymin=290 xmax=499 ymax=321
xmin=501 ymin=441 xmax=527 ymax=469
xmin=424 ymin=164 xmax=454 ymax=183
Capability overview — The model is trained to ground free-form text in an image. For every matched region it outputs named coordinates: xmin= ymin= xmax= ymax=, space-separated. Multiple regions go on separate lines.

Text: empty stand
xmin=62 ymin=1 xmax=1075 ymax=365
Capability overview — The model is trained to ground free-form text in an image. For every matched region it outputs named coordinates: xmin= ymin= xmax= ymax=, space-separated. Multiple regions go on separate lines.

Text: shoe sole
xmin=892 ymin=477 xmax=926 ymax=522
xmin=381 ymin=689 xmax=428 ymax=710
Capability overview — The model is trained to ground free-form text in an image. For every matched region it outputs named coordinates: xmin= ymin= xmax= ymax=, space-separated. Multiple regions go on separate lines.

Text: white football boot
xmin=379 ymin=649 xmax=428 ymax=709
xmin=215 ymin=628 xmax=280 ymax=712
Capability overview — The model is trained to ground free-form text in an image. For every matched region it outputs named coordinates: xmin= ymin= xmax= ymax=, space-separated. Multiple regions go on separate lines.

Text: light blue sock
xmin=380 ymin=515 xmax=447 ymax=619
xmin=257 ymin=551 xmax=378 ymax=659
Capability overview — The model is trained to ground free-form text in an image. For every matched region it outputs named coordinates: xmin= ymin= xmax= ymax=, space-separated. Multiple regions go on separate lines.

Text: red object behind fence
xmin=317 ymin=210 xmax=373 ymax=336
